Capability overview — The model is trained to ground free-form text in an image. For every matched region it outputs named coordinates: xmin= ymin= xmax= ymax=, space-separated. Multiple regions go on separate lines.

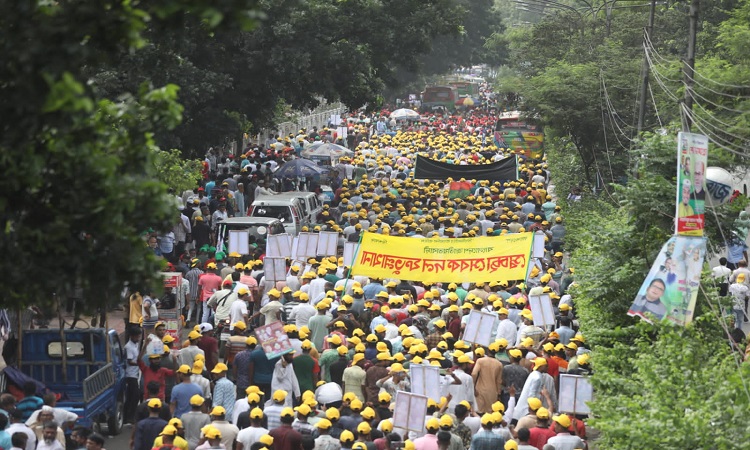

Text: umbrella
xmin=274 ymin=158 xmax=329 ymax=178
xmin=390 ymin=108 xmax=421 ymax=120
xmin=455 ymin=97 xmax=477 ymax=107
xmin=301 ymin=143 xmax=353 ymax=159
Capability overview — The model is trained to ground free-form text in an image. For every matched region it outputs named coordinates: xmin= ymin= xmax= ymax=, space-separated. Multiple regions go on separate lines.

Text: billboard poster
xmin=676 ymin=132 xmax=708 ymax=236
xmin=628 ymin=235 xmax=707 ymax=326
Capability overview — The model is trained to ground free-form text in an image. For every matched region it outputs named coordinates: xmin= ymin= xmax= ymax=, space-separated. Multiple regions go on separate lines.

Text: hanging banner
xmin=413 ymin=155 xmax=518 ymax=182
xmin=627 ymin=235 xmax=707 ymax=326
xmin=676 ymin=132 xmax=708 ymax=236
xmin=350 ymin=232 xmax=533 ymax=283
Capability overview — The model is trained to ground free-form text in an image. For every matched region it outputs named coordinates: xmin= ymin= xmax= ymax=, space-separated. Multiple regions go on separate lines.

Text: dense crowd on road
xmin=113 ymin=86 xmax=600 ymax=450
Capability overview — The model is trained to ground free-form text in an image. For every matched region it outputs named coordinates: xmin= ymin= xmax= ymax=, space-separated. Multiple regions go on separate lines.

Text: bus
xmin=421 ymin=85 xmax=458 ymax=112
xmin=494 ymin=111 xmax=544 ymax=160
xmin=448 ymin=81 xmax=480 ymax=98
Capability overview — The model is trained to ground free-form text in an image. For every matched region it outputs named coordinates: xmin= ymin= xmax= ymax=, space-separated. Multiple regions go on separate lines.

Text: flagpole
xmin=342 ymin=231 xmax=365 ymax=294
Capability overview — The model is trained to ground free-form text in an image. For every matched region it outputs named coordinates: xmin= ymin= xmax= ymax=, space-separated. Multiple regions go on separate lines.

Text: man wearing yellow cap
xmin=547 ymin=414 xmax=585 ymax=450
xmin=512 ymin=358 xmax=555 ymax=424
xmin=170 ymin=365 xmax=204 ymax=419
xmin=271 ymin=352 xmax=300 ymax=407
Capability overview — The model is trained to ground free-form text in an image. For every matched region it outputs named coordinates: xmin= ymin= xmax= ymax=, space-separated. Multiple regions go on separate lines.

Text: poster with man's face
xmin=676 ymin=132 xmax=708 ymax=236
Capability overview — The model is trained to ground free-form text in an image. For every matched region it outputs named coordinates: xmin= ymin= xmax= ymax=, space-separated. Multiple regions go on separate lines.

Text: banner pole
xmin=342 ymin=231 xmax=365 ymax=295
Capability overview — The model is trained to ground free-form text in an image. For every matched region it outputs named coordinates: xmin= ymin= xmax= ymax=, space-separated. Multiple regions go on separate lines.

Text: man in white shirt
xmin=7 ymin=410 xmax=35 ymax=450
xmin=546 ymin=415 xmax=585 ymax=450
xmin=447 ymin=355 xmax=477 ymax=411
xmin=289 ymin=294 xmax=316 ymax=328
xmin=495 ymin=308 xmax=517 ymax=345
xmin=228 ymin=289 xmax=250 ymax=331
xmin=235 ymin=408 xmax=268 ymax=450
xmin=35 ymin=422 xmax=64 ymax=450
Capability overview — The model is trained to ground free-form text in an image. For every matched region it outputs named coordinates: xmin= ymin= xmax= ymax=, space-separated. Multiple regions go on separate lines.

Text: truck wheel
xmin=107 ymin=400 xmax=124 ymax=435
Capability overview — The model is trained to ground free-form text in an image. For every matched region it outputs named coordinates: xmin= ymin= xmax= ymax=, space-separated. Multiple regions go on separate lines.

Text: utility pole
xmin=636 ymin=0 xmax=657 ymax=134
xmin=682 ymin=0 xmax=700 ymax=131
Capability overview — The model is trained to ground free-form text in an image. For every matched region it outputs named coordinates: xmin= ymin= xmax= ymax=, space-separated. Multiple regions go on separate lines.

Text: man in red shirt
xmin=137 ymin=353 xmax=175 ymax=401
xmin=269 ymin=407 xmax=302 ymax=450
xmin=197 ymin=323 xmax=219 ymax=372
xmin=527 ymin=407 xmax=556 ymax=449
xmin=446 ymin=305 xmax=461 ymax=338
xmin=197 ymin=262 xmax=222 ymax=324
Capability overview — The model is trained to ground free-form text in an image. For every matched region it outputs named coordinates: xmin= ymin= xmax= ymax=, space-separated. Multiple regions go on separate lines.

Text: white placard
xmin=533 ymin=231 xmax=546 ymax=259
xmin=317 ymin=231 xmax=339 ymax=256
xmin=392 ymin=391 xmax=428 ymax=433
xmin=267 ymin=233 xmax=292 ymax=258
xmin=295 ymin=233 xmax=319 ymax=259
xmin=147 ymin=339 xmax=164 ymax=357
xmin=343 ymin=242 xmax=359 ymax=267
xmin=409 ymin=364 xmax=442 ymax=401
xmin=330 ymin=115 xmax=342 ymax=126
xmin=462 ymin=310 xmax=497 ymax=347
xmin=337 ymin=126 xmax=348 ymax=140
xmin=528 ymin=294 xmax=555 ymax=327
xmin=558 ymin=374 xmax=592 ymax=415
xmin=291 ymin=237 xmax=299 ymax=260
xmin=228 ymin=230 xmax=250 ymax=255
xmin=264 ymin=257 xmax=288 ymax=282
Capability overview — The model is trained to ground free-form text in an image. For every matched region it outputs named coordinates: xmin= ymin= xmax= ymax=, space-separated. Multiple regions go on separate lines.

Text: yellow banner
xmin=351 ymin=232 xmax=533 ymax=283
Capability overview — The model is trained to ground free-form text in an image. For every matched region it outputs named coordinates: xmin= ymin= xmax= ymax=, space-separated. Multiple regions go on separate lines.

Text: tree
xmin=0 ymin=1 xmax=261 ymax=311
xmin=154 ymin=149 xmax=204 ymax=195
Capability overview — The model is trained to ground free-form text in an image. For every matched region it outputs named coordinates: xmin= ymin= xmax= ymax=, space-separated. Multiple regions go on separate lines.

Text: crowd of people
xmin=120 ymin=84 xmax=598 ymax=450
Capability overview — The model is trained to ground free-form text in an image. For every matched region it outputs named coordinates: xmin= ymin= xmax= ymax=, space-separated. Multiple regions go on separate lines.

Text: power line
xmin=648 ymin=82 xmax=664 ymax=127
xmin=681 ymin=104 xmax=749 ymax=158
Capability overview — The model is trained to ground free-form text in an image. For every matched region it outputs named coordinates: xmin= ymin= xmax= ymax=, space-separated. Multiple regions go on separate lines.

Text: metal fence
xmin=252 ymin=104 xmax=348 ymax=145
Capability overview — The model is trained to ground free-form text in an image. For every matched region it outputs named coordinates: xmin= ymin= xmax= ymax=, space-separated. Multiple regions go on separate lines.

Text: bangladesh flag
xmin=448 ymin=181 xmax=473 ymax=199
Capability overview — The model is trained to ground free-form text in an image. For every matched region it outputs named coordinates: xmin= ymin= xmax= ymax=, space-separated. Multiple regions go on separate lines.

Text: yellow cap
xmin=273 ymin=390 xmax=288 ymax=402
xmin=190 ymin=394 xmax=205 ymax=406
xmin=210 ymin=406 xmax=226 ymax=416
xmin=211 ymin=362 xmax=229 ymax=373
xmin=147 ymin=398 xmax=162 ymax=409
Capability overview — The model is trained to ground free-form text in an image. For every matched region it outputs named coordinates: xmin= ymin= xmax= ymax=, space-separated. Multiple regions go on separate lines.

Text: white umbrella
xmin=390 ymin=108 xmax=421 ymax=120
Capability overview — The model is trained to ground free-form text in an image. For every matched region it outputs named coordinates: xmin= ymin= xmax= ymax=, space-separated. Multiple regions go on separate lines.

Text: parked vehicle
xmin=216 ymin=217 xmax=285 ymax=253
xmin=16 ymin=328 xmax=127 ymax=434
xmin=248 ymin=196 xmax=306 ymax=235
xmin=270 ymin=192 xmax=323 ymax=225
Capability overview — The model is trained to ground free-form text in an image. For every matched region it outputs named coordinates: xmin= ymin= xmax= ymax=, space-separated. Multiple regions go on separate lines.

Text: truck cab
xmin=18 ymin=328 xmax=126 ymax=435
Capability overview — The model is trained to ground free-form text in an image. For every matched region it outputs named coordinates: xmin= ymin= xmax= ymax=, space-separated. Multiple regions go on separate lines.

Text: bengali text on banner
xmin=350 ymin=232 xmax=533 ymax=283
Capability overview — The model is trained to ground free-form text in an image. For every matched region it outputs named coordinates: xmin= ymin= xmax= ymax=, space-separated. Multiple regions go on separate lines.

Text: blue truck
xmin=16 ymin=328 xmax=127 ymax=435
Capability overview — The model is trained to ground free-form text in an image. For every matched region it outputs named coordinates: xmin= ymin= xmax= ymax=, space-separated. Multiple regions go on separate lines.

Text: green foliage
xmin=556 ymin=131 xmax=750 ymax=449
xmin=590 ymin=320 xmax=750 ymax=450
xmin=90 ymin=0 xmax=493 ymax=154
xmin=0 ymin=1 xmax=260 ymax=311
xmin=154 ymin=149 xmax=204 ymax=194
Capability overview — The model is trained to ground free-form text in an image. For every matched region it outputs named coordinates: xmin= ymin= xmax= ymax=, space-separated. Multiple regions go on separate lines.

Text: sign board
xmin=317 ymin=231 xmax=339 ymax=256
xmin=264 ymin=257 xmax=288 ymax=283
xmin=266 ymin=233 xmax=292 ymax=258
xmin=343 ymin=242 xmax=359 ymax=268
xmin=254 ymin=321 xmax=294 ymax=359
xmin=161 ymin=272 xmax=183 ymax=348
xmin=409 ymin=364 xmax=442 ymax=401
xmin=558 ymin=374 xmax=592 ymax=415
xmin=392 ymin=391 xmax=428 ymax=433
xmin=296 ymin=233 xmax=319 ymax=259
xmin=533 ymin=231 xmax=546 ymax=259
xmin=528 ymin=294 xmax=555 ymax=327
xmin=462 ymin=310 xmax=497 ymax=347
xmin=228 ymin=230 xmax=250 ymax=255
